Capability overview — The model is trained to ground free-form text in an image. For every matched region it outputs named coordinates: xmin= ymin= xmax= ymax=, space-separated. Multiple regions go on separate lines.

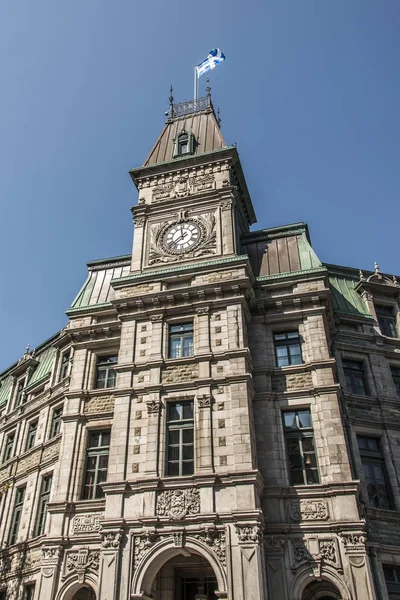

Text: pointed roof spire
xmin=217 ymin=107 xmax=221 ymax=128
xmin=206 ymin=77 xmax=211 ymax=99
xmin=169 ymin=85 xmax=174 ymax=118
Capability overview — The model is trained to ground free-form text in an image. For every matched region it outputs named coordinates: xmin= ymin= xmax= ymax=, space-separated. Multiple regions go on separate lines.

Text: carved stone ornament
xmin=133 ymin=216 xmax=146 ymax=227
xmin=42 ymin=546 xmax=62 ymax=565
xmin=319 ymin=540 xmax=336 ymax=563
xmin=339 ymin=532 xmax=366 ymax=551
xmin=146 ymin=399 xmax=161 ymax=414
xmin=173 ymin=531 xmax=184 ymax=547
xmin=73 ymin=514 xmax=103 ymax=534
xmin=290 ymin=500 xmax=329 ymax=522
xmin=151 ymin=172 xmax=215 ymax=202
xmin=134 ymin=530 xmax=160 ymax=566
xmin=194 ymin=527 xmax=227 ymax=567
xmin=101 ymin=530 xmax=122 ymax=549
xmin=197 ymin=394 xmax=212 ymax=408
xmin=264 ymin=535 xmax=286 ymax=553
xmin=156 ymin=488 xmax=200 ymax=520
xmin=235 ymin=525 xmax=262 ymax=545
xmin=62 ymin=547 xmax=100 ymax=582
xmin=291 ymin=540 xmax=311 ymax=563
xmin=149 ymin=214 xmax=216 ymax=266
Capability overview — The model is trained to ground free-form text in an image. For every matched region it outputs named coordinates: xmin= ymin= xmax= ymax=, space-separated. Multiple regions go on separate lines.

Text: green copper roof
xmin=0 ymin=375 xmax=13 ymax=408
xmin=70 ymin=261 xmax=131 ymax=309
xmin=26 ymin=347 xmax=56 ymax=389
xmin=329 ymin=274 xmax=372 ymax=318
xmin=298 ymin=233 xmax=322 ymax=270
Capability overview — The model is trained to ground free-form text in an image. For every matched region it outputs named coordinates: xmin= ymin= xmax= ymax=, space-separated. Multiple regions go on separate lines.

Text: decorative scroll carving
xmin=191 ymin=173 xmax=215 ymax=193
xmin=73 ymin=514 xmax=102 ymax=534
xmin=197 ymin=394 xmax=212 ymax=408
xmin=151 ymin=173 xmax=215 ymax=202
xmin=134 ymin=530 xmax=160 ymax=565
xmin=235 ymin=525 xmax=262 ymax=544
xmin=101 ymin=530 xmax=122 ymax=549
xmin=156 ymin=488 xmax=200 ymax=520
xmin=339 ymin=533 xmax=366 ymax=551
xmin=319 ymin=540 xmax=336 ymax=563
xmin=133 ymin=216 xmax=146 ymax=227
xmin=146 ymin=399 xmax=161 ymax=414
xmin=194 ymin=528 xmax=226 ymax=567
xmin=264 ymin=536 xmax=286 ymax=552
xmin=173 ymin=531 xmax=184 ymax=547
xmin=290 ymin=500 xmax=329 ymax=522
xmin=291 ymin=541 xmax=311 ymax=562
xmin=152 ymin=182 xmax=174 ymax=201
xmin=63 ymin=547 xmax=100 ymax=582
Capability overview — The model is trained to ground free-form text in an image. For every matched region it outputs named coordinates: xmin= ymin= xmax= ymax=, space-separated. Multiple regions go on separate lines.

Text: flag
xmin=196 ymin=49 xmax=226 ymax=78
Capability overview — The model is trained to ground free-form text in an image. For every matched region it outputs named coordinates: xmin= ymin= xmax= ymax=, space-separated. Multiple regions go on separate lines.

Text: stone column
xmin=232 ymin=524 xmax=267 ymax=600
xmin=264 ymin=535 xmax=287 ymax=599
xmin=144 ymin=394 xmax=161 ymax=477
xmin=340 ymin=532 xmax=377 ymax=600
xmin=98 ymin=528 xmax=123 ymax=600
xmin=196 ymin=394 xmax=214 ymax=474
xmin=150 ymin=315 xmax=163 ymax=359
xmin=37 ymin=546 xmax=62 ymax=600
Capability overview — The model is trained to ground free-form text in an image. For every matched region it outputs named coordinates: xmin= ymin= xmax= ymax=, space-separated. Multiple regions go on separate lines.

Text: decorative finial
xmin=24 ymin=344 xmax=30 ymax=357
xmin=374 ymin=262 xmax=380 ymax=274
xmin=206 ymin=78 xmax=211 ymax=99
xmin=359 ymin=270 xmax=365 ymax=281
xmin=169 ymin=85 xmax=174 ymax=118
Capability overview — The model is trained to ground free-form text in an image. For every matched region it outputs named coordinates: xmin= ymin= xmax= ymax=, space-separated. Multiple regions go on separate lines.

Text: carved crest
xmin=156 ymin=488 xmax=200 ymax=520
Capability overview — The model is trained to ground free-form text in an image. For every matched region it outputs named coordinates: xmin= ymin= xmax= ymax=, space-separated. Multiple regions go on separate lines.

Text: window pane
xmin=305 ymin=469 xmax=319 ymax=484
xmin=182 ymin=445 xmax=194 ymax=460
xmin=290 ymin=470 xmax=305 ymax=485
xmin=182 ymin=403 xmax=193 ymax=420
xmin=168 ymin=404 xmax=181 ymax=421
xmin=169 ymin=446 xmax=180 ymax=461
xmin=168 ymin=430 xmax=179 ymax=445
xmin=297 ymin=411 xmax=311 ymax=429
xmin=182 ymin=428 xmax=194 ymax=442
xmin=101 ymin=432 xmax=110 ymax=447
xmin=302 ymin=437 xmax=315 ymax=452
xmin=99 ymin=455 xmax=109 ymax=469
xmin=283 ymin=413 xmax=297 ymax=429
xmin=167 ymin=462 xmax=179 ymax=476
xmin=182 ymin=461 xmax=194 ymax=475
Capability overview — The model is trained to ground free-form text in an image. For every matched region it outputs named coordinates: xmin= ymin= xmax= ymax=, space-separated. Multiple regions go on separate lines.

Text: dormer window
xmin=173 ymin=131 xmax=195 ymax=158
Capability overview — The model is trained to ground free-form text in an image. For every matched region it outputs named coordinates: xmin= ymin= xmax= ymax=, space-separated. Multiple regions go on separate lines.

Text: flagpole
xmin=194 ymin=66 xmax=197 ymax=106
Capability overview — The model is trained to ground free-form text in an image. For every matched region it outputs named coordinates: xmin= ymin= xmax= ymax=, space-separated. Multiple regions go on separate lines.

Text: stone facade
xmin=0 ymin=96 xmax=399 ymax=600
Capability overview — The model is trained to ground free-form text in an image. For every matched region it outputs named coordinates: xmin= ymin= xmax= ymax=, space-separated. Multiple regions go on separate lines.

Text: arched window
xmin=173 ymin=131 xmax=195 ymax=157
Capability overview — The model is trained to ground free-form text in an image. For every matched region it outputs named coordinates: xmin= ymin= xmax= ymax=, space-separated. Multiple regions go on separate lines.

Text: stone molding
xmin=290 ymin=500 xmax=329 ymax=522
xmin=235 ymin=524 xmax=262 ymax=545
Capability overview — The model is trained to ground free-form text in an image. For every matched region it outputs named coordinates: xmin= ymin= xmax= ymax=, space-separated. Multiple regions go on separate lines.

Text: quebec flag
xmin=197 ymin=49 xmax=226 ymax=77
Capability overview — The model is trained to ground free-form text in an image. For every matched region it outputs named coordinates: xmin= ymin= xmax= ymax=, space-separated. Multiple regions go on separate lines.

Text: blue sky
xmin=0 ymin=0 xmax=399 ymax=371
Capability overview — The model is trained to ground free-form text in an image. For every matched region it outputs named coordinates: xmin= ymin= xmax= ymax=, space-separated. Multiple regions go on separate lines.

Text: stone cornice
xmin=262 ymin=481 xmax=360 ymax=498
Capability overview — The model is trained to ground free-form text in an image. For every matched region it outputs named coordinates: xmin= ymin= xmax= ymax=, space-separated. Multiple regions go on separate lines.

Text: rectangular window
xmin=376 ymin=305 xmax=397 ymax=338
xmin=168 ymin=323 xmax=194 ymax=359
xmin=9 ymin=486 xmax=26 ymax=545
xmin=274 ymin=332 xmax=303 ymax=367
xmin=26 ymin=421 xmax=38 ymax=451
xmin=23 ymin=584 xmax=35 ymax=600
xmin=3 ymin=432 xmax=15 ymax=462
xmin=166 ymin=401 xmax=194 ymax=476
xmin=95 ymin=355 xmax=117 ymax=389
xmin=342 ymin=359 xmax=367 ymax=395
xmin=83 ymin=430 xmax=110 ymax=500
xmin=391 ymin=368 xmax=400 ymax=400
xmin=15 ymin=378 xmax=25 ymax=407
xmin=357 ymin=437 xmax=392 ymax=509
xmin=283 ymin=409 xmax=319 ymax=485
xmin=383 ymin=564 xmax=400 ymax=599
xmin=59 ymin=349 xmax=71 ymax=380
xmin=50 ymin=407 xmax=63 ymax=438
xmin=35 ymin=474 xmax=52 ymax=536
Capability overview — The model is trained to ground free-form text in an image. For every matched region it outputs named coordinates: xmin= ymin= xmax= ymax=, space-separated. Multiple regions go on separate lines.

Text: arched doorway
xmin=302 ymin=580 xmax=342 ymax=600
xmin=71 ymin=586 xmax=96 ymax=600
xmin=153 ymin=553 xmax=217 ymax=600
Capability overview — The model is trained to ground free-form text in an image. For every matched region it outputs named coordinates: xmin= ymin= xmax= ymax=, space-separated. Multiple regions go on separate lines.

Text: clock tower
xmin=128 ymin=89 xmax=256 ymax=273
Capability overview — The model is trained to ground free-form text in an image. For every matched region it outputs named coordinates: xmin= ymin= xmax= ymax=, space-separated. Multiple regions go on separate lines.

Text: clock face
xmin=163 ymin=221 xmax=201 ymax=253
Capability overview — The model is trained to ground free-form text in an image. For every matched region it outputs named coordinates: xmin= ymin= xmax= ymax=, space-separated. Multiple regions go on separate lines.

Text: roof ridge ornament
xmin=374 ymin=262 xmax=380 ymax=274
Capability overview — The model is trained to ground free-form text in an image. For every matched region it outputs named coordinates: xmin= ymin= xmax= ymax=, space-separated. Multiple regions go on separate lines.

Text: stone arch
xmin=132 ymin=536 xmax=227 ymax=597
xmin=290 ymin=565 xmax=352 ymax=600
xmin=56 ymin=576 xmax=98 ymax=600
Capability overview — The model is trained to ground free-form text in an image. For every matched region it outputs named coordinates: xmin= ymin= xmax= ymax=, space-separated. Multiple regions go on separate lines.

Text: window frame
xmin=9 ymin=485 xmax=26 ymax=545
xmin=342 ymin=359 xmax=368 ymax=395
xmin=35 ymin=474 xmax=52 ymax=537
xmin=3 ymin=431 xmax=16 ymax=462
xmin=383 ymin=564 xmax=400 ymax=598
xmin=391 ymin=367 xmax=400 ymax=400
xmin=375 ymin=304 xmax=397 ymax=338
xmin=25 ymin=420 xmax=38 ymax=451
xmin=22 ymin=584 xmax=35 ymax=600
xmin=14 ymin=377 xmax=26 ymax=407
xmin=82 ymin=429 xmax=111 ymax=500
xmin=94 ymin=355 xmax=118 ymax=389
xmin=166 ymin=400 xmax=195 ymax=477
xmin=50 ymin=406 xmax=63 ymax=439
xmin=59 ymin=349 xmax=71 ymax=381
xmin=357 ymin=436 xmax=393 ymax=510
xmin=274 ymin=331 xmax=303 ymax=368
xmin=283 ymin=408 xmax=320 ymax=486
